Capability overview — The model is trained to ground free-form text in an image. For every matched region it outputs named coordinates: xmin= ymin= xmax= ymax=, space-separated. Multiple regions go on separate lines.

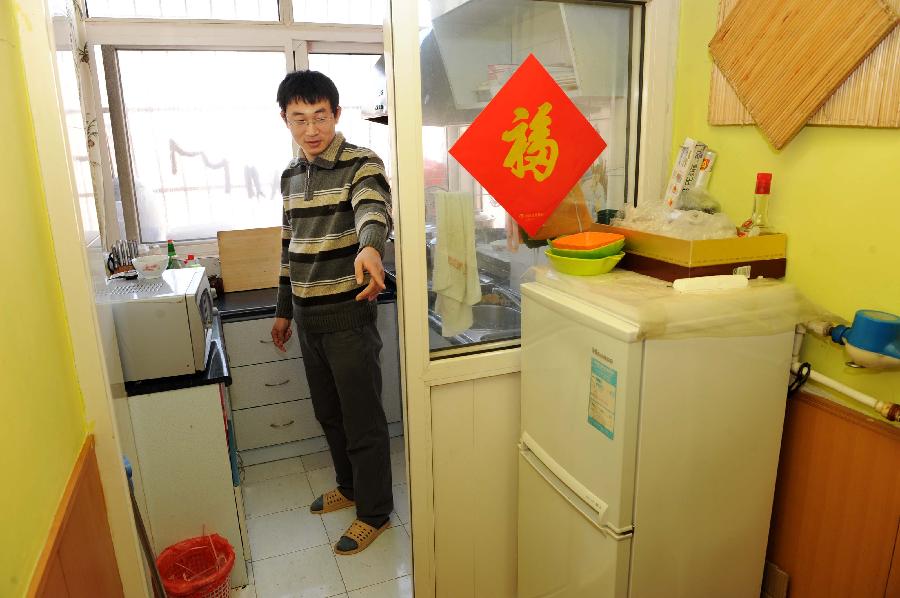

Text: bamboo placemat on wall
xmin=708 ymin=0 xmax=900 ymax=141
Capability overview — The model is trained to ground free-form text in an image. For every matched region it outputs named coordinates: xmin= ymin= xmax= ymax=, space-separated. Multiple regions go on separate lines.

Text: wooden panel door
xmin=766 ymin=392 xmax=900 ymax=597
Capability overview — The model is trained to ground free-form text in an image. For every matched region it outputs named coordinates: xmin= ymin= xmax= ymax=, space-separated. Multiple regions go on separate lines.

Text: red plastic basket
xmin=156 ymin=534 xmax=235 ymax=598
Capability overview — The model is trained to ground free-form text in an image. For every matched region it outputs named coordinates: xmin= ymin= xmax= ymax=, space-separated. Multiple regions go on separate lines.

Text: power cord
xmin=788 ymin=362 xmax=811 ymax=397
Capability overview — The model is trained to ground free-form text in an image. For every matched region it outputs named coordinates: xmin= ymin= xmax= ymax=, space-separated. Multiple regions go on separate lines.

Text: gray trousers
xmin=298 ymin=321 xmax=393 ymax=523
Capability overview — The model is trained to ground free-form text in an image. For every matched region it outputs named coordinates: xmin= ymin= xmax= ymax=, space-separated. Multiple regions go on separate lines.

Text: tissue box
xmin=590 ymin=224 xmax=787 ymax=282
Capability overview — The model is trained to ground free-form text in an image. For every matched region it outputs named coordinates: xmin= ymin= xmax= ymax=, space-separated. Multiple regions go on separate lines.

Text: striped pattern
xmin=710 ymin=0 xmax=900 ymax=128
xmin=708 ymin=0 xmax=899 ymax=148
xmin=275 ymin=133 xmax=391 ymax=332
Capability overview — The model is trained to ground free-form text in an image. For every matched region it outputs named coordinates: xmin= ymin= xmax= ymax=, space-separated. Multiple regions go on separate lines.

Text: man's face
xmin=283 ymin=98 xmax=341 ymax=160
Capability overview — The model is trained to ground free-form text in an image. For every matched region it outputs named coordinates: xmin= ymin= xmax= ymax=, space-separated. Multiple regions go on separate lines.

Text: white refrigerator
xmin=517 ymin=276 xmax=796 ymax=598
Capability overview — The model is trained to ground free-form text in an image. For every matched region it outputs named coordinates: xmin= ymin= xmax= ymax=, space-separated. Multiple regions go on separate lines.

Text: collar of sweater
xmin=292 ymin=132 xmax=346 ymax=170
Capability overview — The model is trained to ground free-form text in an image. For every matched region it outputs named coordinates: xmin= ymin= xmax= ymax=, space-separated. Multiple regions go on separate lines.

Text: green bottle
xmin=167 ymin=239 xmax=181 ymax=269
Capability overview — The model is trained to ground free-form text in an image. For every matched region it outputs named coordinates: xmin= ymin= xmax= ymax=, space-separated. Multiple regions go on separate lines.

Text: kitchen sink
xmin=427 ymin=304 xmax=521 ymax=345
xmin=470 ymin=305 xmax=520 ymax=330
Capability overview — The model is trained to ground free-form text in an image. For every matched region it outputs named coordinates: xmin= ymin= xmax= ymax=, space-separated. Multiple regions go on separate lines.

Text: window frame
xmin=53 ymin=6 xmax=385 ymax=254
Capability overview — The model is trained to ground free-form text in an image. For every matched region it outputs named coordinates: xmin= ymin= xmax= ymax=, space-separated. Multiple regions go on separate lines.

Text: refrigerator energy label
xmin=588 ymin=357 xmax=617 ymax=439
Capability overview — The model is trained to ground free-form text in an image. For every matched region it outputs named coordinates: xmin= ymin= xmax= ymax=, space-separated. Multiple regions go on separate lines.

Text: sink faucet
xmin=490 ymin=285 xmax=521 ymax=310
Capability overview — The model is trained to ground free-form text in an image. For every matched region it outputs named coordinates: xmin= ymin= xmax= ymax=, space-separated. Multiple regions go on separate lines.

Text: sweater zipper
xmin=305 ymin=163 xmax=315 ymax=202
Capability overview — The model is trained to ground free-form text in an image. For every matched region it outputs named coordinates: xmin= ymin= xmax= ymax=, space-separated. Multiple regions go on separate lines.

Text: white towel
xmin=433 ymin=192 xmax=481 ymax=336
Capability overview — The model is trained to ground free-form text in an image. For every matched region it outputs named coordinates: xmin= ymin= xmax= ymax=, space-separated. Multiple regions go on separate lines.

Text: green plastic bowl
xmin=545 ymin=250 xmax=625 ymax=276
xmin=548 ymin=238 xmax=625 ymax=259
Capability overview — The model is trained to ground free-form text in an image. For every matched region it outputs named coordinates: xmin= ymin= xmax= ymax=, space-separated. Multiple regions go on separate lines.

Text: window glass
xmin=293 ymin=0 xmax=386 ymax=25
xmin=307 ymin=54 xmax=391 ymax=178
xmin=117 ymin=50 xmax=287 ymax=242
xmin=48 ymin=0 xmax=68 ymax=16
xmin=86 ymin=0 xmax=278 ymax=20
xmin=422 ymin=0 xmax=636 ymax=353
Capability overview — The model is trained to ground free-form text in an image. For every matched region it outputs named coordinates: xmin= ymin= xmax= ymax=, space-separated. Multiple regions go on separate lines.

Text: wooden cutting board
xmin=709 ymin=0 xmax=899 ymax=149
xmin=217 ymin=227 xmax=282 ymax=292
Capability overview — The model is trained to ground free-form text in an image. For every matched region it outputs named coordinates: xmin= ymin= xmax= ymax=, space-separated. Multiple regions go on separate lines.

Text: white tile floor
xmin=232 ymin=437 xmax=411 ymax=598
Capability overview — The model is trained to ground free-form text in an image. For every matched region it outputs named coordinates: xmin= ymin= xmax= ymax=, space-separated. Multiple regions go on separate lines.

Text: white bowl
xmin=132 ymin=255 xmax=169 ymax=279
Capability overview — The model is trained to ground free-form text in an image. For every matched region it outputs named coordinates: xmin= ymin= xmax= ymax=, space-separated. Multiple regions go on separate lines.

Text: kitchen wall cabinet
xmin=429 ymin=0 xmax=631 ymax=110
xmin=224 ymin=305 xmax=403 ymax=462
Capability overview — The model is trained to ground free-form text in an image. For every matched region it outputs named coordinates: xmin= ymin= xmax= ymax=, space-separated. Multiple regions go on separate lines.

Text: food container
xmin=545 ymin=250 xmax=624 ymax=276
xmin=132 ymin=255 xmax=169 ymax=279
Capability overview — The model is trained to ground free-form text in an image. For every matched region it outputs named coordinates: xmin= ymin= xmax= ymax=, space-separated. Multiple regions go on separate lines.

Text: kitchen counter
xmin=124 ymin=313 xmax=231 ymax=396
xmin=217 ymin=287 xmax=280 ymax=321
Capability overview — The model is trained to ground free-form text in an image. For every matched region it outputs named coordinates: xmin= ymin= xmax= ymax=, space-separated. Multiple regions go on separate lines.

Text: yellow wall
xmin=0 ymin=2 xmax=87 ymax=596
xmin=671 ymin=0 xmax=900 ymax=413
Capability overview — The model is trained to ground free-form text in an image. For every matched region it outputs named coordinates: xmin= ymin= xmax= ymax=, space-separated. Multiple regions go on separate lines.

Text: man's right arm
xmin=272 ymin=189 xmax=293 ymax=351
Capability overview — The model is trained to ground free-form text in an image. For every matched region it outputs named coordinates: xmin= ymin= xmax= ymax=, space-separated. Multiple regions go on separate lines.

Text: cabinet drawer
xmin=223 ymin=317 xmax=302 ymax=366
xmin=230 ymin=359 xmax=310 ymax=410
xmin=233 ymin=399 xmax=320 ymax=451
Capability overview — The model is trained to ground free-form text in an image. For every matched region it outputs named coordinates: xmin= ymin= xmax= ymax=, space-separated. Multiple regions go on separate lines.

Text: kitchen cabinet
xmin=766 ymin=392 xmax=900 ymax=597
xmin=127 ymin=384 xmax=249 ymax=588
xmin=223 ymin=306 xmax=403 ymax=460
xmin=429 ymin=0 xmax=631 ymax=110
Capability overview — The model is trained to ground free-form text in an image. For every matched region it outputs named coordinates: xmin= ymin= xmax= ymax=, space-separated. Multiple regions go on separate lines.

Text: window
xmin=293 ymin=0 xmax=386 ymax=25
xmin=50 ymin=2 xmax=386 ymax=246
xmin=117 ymin=50 xmax=287 ymax=242
xmin=422 ymin=0 xmax=639 ymax=354
xmin=48 ymin=0 xmax=68 ymax=16
xmin=86 ymin=0 xmax=279 ymax=21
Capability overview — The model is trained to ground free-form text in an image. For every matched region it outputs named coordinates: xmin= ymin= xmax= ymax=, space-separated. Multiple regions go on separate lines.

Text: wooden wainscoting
xmin=766 ymin=391 xmax=900 ymax=598
xmin=28 ymin=435 xmax=125 ymax=598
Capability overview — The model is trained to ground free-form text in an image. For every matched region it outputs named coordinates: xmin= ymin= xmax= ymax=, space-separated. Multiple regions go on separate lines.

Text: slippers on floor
xmin=334 ymin=519 xmax=390 ymax=555
xmin=309 ymin=488 xmax=355 ymax=514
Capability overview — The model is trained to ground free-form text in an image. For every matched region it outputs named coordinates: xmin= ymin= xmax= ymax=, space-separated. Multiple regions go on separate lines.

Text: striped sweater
xmin=274 ymin=133 xmax=391 ymax=333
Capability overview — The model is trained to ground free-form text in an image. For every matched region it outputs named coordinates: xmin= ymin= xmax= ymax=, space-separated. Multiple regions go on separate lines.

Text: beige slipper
xmin=334 ymin=519 xmax=390 ymax=555
xmin=309 ymin=488 xmax=355 ymax=514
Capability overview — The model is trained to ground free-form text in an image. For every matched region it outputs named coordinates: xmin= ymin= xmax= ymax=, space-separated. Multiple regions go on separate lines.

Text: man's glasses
xmin=286 ymin=114 xmax=334 ymax=129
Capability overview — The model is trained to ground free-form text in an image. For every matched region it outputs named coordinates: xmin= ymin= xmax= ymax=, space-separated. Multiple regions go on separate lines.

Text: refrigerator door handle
xmin=520 ymin=432 xmax=631 ymax=540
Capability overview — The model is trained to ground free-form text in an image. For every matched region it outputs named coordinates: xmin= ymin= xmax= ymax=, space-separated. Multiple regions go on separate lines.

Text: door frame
xmin=16 ymin=1 xmax=149 ymax=594
xmin=386 ymin=0 xmax=680 ymax=595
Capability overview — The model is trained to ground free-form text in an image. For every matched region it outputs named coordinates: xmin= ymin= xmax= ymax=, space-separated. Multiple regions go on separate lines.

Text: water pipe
xmin=790 ymin=362 xmax=900 ymax=422
xmin=791 ymin=324 xmax=900 ymax=422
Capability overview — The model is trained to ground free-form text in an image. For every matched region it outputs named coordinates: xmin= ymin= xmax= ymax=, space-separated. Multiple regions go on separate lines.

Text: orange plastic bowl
xmin=551 ymin=231 xmax=624 ymax=251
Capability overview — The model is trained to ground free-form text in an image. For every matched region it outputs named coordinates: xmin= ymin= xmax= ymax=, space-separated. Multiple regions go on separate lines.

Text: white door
xmin=519 ymin=283 xmax=643 ymax=530
xmin=517 ymin=282 xmax=643 ymax=598
xmin=518 ymin=451 xmax=631 ymax=598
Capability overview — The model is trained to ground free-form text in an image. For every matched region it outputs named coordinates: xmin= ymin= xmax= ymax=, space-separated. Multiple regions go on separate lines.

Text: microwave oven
xmin=97 ymin=268 xmax=214 ymax=382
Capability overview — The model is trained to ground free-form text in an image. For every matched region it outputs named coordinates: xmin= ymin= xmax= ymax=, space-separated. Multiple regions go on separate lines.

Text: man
xmin=270 ymin=70 xmax=393 ymax=555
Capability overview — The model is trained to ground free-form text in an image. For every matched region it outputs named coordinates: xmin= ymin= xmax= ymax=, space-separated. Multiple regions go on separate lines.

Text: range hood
xmin=363 ymin=30 xmax=481 ymax=126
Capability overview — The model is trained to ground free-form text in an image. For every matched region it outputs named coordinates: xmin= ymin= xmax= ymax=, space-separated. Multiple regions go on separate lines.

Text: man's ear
xmin=334 ymin=106 xmax=342 ymax=124
xmin=280 ymin=109 xmax=287 ymax=123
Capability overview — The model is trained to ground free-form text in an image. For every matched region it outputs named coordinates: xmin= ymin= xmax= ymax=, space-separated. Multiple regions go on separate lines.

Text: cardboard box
xmin=590 ymin=224 xmax=787 ymax=282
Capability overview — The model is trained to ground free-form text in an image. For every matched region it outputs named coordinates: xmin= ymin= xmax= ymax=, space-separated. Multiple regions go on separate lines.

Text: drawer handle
xmin=270 ymin=420 xmax=295 ymax=429
xmin=259 ymin=339 xmax=273 ymax=344
xmin=264 ymin=379 xmax=291 ymax=387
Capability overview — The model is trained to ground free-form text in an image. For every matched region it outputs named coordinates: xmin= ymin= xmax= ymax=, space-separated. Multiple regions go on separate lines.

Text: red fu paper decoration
xmin=449 ymin=54 xmax=607 ymax=236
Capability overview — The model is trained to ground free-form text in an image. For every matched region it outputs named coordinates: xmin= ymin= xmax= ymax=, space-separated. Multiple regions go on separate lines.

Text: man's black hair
xmin=277 ymin=70 xmax=340 ymax=115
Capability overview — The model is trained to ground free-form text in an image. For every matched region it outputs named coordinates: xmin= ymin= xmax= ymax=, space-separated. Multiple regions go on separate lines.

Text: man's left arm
xmin=350 ymin=154 xmax=392 ymax=302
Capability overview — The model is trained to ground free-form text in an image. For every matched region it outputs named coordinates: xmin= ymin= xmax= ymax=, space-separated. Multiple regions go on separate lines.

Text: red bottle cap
xmin=755 ymin=172 xmax=772 ymax=194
